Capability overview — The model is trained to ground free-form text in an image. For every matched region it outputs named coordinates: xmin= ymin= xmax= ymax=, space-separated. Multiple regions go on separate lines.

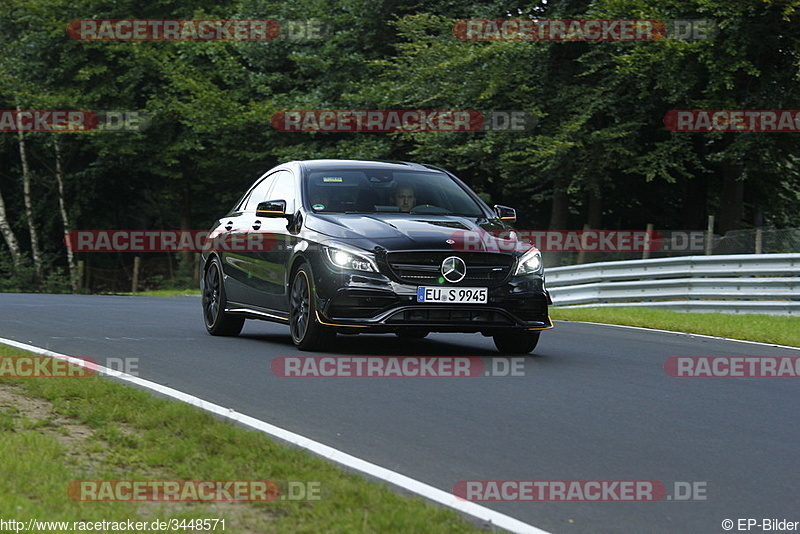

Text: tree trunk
xmin=16 ymin=102 xmax=43 ymax=281
xmin=54 ymin=138 xmax=78 ymax=292
xmin=681 ymin=134 xmax=710 ymax=229
xmin=681 ymin=175 xmax=708 ymax=230
xmin=177 ymin=177 xmax=193 ymax=280
xmin=585 ymin=186 xmax=603 ymax=229
xmin=0 ymin=186 xmax=23 ymax=268
xmin=548 ymin=175 xmax=570 ymax=230
xmin=717 ymin=138 xmax=745 ymax=235
xmin=717 ymin=172 xmax=744 ymax=235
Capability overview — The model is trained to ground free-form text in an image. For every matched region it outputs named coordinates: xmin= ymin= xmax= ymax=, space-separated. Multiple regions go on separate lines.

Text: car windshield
xmin=305 ymin=169 xmax=485 ymax=216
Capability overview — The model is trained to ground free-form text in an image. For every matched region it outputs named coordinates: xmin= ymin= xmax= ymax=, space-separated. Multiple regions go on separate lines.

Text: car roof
xmin=293 ymin=159 xmax=442 ymax=172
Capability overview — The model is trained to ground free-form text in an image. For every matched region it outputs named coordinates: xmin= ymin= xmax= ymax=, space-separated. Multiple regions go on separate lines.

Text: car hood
xmin=305 ymin=213 xmax=531 ymax=254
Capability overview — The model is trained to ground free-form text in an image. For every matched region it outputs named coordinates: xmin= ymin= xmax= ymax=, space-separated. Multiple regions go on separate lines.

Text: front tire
xmin=493 ymin=331 xmax=540 ymax=354
xmin=202 ymin=257 xmax=245 ymax=336
xmin=289 ymin=264 xmax=335 ymax=351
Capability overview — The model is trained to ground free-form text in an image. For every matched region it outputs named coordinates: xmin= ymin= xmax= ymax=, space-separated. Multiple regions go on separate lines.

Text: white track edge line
xmin=552 ymin=320 xmax=800 ymax=352
xmin=0 ymin=336 xmax=550 ymax=534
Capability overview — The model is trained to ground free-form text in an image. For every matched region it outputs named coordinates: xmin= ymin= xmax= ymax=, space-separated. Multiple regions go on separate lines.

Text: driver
xmin=392 ymin=185 xmax=416 ymax=212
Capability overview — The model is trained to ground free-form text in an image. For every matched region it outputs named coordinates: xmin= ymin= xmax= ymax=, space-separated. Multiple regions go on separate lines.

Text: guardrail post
xmin=577 ymin=223 xmax=590 ymax=265
xmin=705 ymin=216 xmax=714 ymax=255
xmin=755 ymin=227 xmax=763 ymax=254
xmin=643 ymin=223 xmax=653 ymax=260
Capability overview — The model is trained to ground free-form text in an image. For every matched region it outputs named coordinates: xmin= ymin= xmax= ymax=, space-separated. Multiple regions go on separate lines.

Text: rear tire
xmin=493 ymin=331 xmax=540 ymax=354
xmin=289 ymin=264 xmax=335 ymax=351
xmin=202 ymin=257 xmax=245 ymax=336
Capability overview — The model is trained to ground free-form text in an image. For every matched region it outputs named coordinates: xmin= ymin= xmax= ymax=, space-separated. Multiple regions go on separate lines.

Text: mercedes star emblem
xmin=441 ymin=256 xmax=467 ymax=283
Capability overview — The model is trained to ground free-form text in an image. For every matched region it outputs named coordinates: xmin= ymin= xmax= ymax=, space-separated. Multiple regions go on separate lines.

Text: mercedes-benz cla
xmin=201 ymin=159 xmax=552 ymax=353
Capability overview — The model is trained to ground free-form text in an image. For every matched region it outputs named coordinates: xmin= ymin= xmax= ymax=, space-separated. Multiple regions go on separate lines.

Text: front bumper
xmin=314 ymin=269 xmax=552 ymax=334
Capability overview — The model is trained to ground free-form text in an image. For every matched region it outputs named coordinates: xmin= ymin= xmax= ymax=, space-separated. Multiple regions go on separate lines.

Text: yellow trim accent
xmin=256 ymin=210 xmax=284 ymax=215
xmin=527 ymin=316 xmax=554 ymax=330
xmin=315 ymin=311 xmax=368 ymax=328
xmin=500 ymin=216 xmax=516 ymax=220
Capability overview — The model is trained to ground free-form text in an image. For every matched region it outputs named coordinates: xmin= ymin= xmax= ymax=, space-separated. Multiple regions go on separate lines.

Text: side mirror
xmin=256 ymin=200 xmax=288 ymax=218
xmin=494 ymin=204 xmax=516 ymax=222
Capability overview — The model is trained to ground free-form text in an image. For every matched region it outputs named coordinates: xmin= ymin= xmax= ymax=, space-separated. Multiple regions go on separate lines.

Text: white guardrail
xmin=546 ymin=253 xmax=800 ymax=315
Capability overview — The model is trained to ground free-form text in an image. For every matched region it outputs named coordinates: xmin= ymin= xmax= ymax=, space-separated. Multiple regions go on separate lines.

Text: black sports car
xmin=201 ymin=159 xmax=552 ymax=353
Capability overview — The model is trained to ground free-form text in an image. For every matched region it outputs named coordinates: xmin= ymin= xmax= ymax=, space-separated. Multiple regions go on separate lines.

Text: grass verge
xmin=551 ymin=306 xmax=800 ymax=347
xmin=0 ymin=344 xmax=486 ymax=533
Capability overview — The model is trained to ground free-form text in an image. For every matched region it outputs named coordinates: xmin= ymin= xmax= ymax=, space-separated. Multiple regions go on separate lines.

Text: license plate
xmin=416 ymin=287 xmax=487 ymax=304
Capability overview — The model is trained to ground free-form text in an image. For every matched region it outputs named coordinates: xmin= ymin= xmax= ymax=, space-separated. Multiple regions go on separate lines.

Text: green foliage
xmin=1 ymin=0 xmax=799 ymax=292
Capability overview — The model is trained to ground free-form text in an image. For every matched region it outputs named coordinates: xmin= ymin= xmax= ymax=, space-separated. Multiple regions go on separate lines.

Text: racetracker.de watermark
xmin=271 ymin=356 xmax=527 ymax=377
xmin=67 ymin=480 xmax=322 ymax=501
xmin=270 ymin=110 xmax=536 ymax=132
xmin=664 ymin=110 xmax=800 ymax=132
xmin=453 ymin=480 xmax=708 ymax=501
xmin=0 ymin=356 xmax=139 ymax=377
xmin=66 ymin=19 xmax=330 ymax=41
xmin=0 ymin=356 xmax=97 ymax=378
xmin=65 ymin=230 xmax=276 ymax=253
xmin=0 ymin=110 xmax=150 ymax=133
xmin=453 ymin=19 xmax=716 ymax=41
xmin=665 ymin=357 xmax=800 ymax=378
xmin=449 ymin=229 xmax=661 ymax=253
xmin=66 ymin=229 xmax=712 ymax=254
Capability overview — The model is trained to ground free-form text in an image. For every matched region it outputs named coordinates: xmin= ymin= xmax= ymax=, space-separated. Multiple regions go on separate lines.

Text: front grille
xmin=386 ymin=252 xmax=514 ymax=285
xmin=385 ymin=308 xmax=514 ymax=325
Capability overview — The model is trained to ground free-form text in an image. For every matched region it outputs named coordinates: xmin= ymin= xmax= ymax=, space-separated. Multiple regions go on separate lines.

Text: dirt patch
xmin=0 ymin=382 xmax=94 ymax=444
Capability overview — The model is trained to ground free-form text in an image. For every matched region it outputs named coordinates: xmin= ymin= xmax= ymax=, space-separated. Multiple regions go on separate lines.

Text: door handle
xmin=224 ymin=221 xmax=233 ymax=231
xmin=252 ymin=220 xmax=262 ymax=230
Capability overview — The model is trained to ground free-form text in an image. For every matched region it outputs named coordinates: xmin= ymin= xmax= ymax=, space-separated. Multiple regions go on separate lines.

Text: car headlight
xmin=514 ymin=249 xmax=542 ymax=275
xmin=324 ymin=244 xmax=377 ymax=272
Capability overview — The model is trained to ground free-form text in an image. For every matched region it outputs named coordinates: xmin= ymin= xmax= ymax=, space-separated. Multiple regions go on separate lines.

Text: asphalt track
xmin=1 ymin=293 xmax=798 ymax=533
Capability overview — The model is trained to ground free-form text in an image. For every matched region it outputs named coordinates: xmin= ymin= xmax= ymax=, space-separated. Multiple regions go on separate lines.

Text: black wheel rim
xmin=290 ymin=272 xmax=310 ymax=342
xmin=203 ymin=264 xmax=220 ymax=327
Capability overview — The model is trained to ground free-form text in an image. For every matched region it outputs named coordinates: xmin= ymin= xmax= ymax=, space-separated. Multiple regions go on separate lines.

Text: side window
xmin=267 ymin=171 xmax=296 ymax=213
xmin=244 ymin=173 xmax=278 ymax=212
